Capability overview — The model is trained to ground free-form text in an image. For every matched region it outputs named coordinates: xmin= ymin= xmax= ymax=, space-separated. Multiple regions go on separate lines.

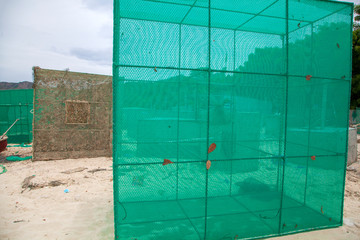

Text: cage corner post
xmin=340 ymin=2 xmax=355 ymax=226
xmin=112 ymin=0 xmax=121 ymax=239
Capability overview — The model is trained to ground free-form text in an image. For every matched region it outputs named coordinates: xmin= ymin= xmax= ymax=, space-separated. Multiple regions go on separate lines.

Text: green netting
xmin=5 ymin=156 xmax=32 ymax=161
xmin=0 ymin=165 xmax=7 ymax=175
xmin=112 ymin=0 xmax=353 ymax=239
xmin=0 ymin=89 xmax=33 ymax=143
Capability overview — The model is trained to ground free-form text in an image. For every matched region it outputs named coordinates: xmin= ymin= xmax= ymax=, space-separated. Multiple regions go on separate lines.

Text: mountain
xmin=0 ymin=81 xmax=33 ymax=90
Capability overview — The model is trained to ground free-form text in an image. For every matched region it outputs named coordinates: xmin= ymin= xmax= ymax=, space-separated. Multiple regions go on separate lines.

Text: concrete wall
xmin=348 ymin=127 xmax=357 ymax=166
xmin=32 ymin=67 xmax=112 ymax=160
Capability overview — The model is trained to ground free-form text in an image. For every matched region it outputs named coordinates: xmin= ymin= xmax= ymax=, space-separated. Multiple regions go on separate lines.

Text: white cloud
xmin=0 ymin=0 xmax=113 ymax=82
xmin=0 ymin=0 xmax=358 ymax=83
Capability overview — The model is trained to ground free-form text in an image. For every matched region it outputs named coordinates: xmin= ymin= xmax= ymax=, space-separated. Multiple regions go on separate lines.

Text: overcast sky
xmin=0 ymin=0 xmax=359 ymax=83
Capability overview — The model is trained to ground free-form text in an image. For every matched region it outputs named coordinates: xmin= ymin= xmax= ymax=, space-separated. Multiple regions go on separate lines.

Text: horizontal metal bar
xmin=115 ymin=64 xmax=350 ymax=81
xmin=113 ymin=152 xmax=343 ymax=167
xmin=116 ymin=140 xmax=283 ymax=145
xmin=143 ymin=0 xmax=311 ymax=24
xmin=115 ymin=64 xmax=286 ymax=77
xmin=285 ymin=153 xmax=345 ymax=159
xmin=116 ymin=194 xmax=228 ymax=205
xmin=113 ymin=157 xmax=279 ymax=167
xmin=33 ymin=129 xmax=110 ymax=131
xmin=114 ymin=198 xmax=311 ymax=226
xmin=117 ymin=140 xmax=281 ymax=145
xmin=286 ymin=140 xmax=343 ymax=155
xmin=118 ymin=16 xmax=285 ymax=36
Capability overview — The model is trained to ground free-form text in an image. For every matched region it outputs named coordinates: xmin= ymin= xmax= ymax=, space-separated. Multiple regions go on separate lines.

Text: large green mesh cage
xmin=0 ymin=89 xmax=33 ymax=143
xmin=112 ymin=0 xmax=353 ymax=239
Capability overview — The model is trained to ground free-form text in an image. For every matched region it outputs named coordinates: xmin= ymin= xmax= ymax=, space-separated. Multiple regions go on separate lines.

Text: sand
xmin=0 ymin=147 xmax=114 ymax=240
xmin=0 ymin=145 xmax=359 ymax=240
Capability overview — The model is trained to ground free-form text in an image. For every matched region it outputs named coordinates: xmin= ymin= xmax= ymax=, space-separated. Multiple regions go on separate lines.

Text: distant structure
xmin=32 ymin=67 xmax=112 ymax=161
xmin=0 ymin=81 xmax=33 ymax=90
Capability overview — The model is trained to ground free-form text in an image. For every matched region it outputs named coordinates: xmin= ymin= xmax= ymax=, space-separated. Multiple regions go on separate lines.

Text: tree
xmin=351 ymin=5 xmax=360 ymax=109
xmin=354 ymin=5 xmax=360 ymax=30
xmin=351 ymin=29 xmax=360 ymax=108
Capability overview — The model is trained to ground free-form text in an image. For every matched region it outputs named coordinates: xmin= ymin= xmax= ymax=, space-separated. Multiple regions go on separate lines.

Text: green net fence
xmin=0 ymin=89 xmax=33 ymax=143
xmin=112 ymin=0 xmax=353 ymax=239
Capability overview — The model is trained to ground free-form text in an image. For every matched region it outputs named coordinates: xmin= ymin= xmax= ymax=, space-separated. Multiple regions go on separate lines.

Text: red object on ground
xmin=0 ymin=136 xmax=8 ymax=153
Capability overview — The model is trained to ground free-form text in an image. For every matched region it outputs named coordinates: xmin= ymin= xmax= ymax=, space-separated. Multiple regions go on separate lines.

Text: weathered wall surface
xmin=348 ymin=128 xmax=357 ymax=166
xmin=33 ymin=67 xmax=112 ymax=160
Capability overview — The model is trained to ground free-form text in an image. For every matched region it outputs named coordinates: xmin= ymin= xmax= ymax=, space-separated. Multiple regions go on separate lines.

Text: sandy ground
xmin=0 ymin=147 xmax=114 ymax=240
xmin=0 ymin=145 xmax=359 ymax=240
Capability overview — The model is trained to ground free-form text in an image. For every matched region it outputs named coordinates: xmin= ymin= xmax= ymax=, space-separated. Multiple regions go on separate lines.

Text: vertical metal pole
xmin=277 ymin=35 xmax=286 ymax=192
xmin=340 ymin=4 xmax=354 ymax=226
xmin=204 ymin=0 xmax=211 ymax=239
xmin=112 ymin=0 xmax=121 ymax=239
xmin=233 ymin=30 xmax=236 ymax=72
xmin=278 ymin=0 xmax=289 ymax=234
xmin=176 ymin=24 xmax=182 ymax=200
xmin=303 ymin=23 xmax=314 ymax=206
xmin=229 ymin=29 xmax=236 ymax=196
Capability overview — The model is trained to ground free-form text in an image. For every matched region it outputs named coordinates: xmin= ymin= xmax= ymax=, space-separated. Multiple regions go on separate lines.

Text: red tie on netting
xmin=163 ymin=144 xmax=216 ymax=169
xmin=163 ymin=159 xmax=174 ymax=166
xmin=206 ymin=143 xmax=216 ymax=170
xmin=208 ymin=143 xmax=216 ymax=153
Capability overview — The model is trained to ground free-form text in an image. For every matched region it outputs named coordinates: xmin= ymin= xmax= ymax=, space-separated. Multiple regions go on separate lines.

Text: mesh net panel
xmin=113 ymin=0 xmax=353 ymax=239
xmin=0 ymin=89 xmax=33 ymax=143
